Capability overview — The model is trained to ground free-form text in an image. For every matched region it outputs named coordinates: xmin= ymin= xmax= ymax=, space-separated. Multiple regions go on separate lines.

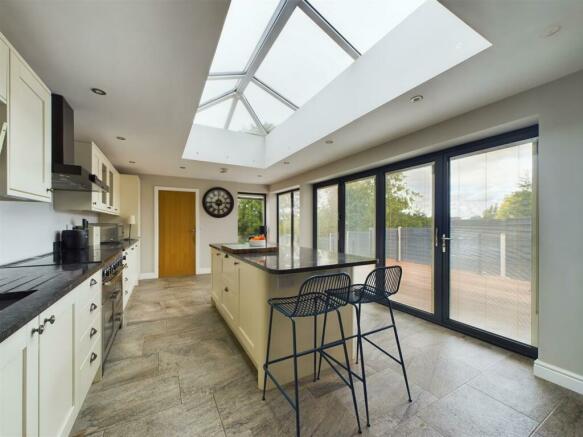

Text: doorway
xmin=157 ymin=190 xmax=197 ymax=277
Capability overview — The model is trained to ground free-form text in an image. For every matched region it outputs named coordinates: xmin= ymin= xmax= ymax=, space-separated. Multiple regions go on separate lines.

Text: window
xmin=277 ymin=189 xmax=300 ymax=247
xmin=193 ymin=0 xmax=422 ymax=135
xmin=237 ymin=193 xmax=266 ymax=242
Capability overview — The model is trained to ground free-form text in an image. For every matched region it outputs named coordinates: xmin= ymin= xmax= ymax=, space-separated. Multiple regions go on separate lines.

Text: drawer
xmin=76 ymin=287 xmax=101 ymax=339
xmin=76 ymin=313 xmax=101 ymax=366
xmin=77 ymin=334 xmax=101 ymax=404
xmin=76 ymin=270 xmax=101 ymax=308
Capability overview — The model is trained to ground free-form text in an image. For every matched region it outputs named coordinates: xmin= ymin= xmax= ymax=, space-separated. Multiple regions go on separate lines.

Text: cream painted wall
xmin=268 ymin=70 xmax=583 ymax=388
xmin=138 ymin=174 xmax=267 ymax=276
xmin=0 ymin=201 xmax=96 ymax=264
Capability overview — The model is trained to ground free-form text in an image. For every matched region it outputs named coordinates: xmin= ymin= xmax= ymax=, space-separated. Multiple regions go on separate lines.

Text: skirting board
xmin=534 ymin=359 xmax=583 ymax=395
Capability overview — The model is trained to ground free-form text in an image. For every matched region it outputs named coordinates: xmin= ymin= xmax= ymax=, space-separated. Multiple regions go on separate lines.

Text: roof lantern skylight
xmin=194 ymin=0 xmax=425 ymax=136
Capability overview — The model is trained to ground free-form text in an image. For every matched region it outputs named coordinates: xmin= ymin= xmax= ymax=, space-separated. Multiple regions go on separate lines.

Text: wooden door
xmin=159 ymin=190 xmax=196 ymax=277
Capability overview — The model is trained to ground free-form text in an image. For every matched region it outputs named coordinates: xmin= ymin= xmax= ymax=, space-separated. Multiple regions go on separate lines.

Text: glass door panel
xmin=316 ymin=185 xmax=338 ymax=252
xmin=386 ymin=164 xmax=435 ymax=313
xmin=448 ymin=142 xmax=535 ymax=344
xmin=277 ymin=192 xmax=292 ymax=247
xmin=292 ymin=190 xmax=300 ymax=249
xmin=345 ymin=176 xmax=376 ymax=283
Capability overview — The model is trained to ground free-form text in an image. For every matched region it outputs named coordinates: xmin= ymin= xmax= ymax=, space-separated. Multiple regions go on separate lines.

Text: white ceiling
xmin=1 ymin=0 xmax=582 ymax=186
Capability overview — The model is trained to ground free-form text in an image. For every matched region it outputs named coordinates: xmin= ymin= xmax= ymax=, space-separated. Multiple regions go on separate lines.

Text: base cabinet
xmin=123 ymin=241 xmax=140 ymax=309
xmin=0 ymin=319 xmax=39 ymax=437
xmin=0 ymin=270 xmax=102 ymax=437
xmin=211 ymin=248 xmax=223 ymax=303
xmin=38 ymin=292 xmax=76 ymax=437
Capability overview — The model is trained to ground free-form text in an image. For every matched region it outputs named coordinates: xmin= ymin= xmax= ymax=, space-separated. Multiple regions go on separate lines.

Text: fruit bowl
xmin=249 ymin=239 xmax=266 ymax=248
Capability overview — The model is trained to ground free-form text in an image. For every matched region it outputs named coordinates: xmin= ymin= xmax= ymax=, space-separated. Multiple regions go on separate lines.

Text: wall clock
xmin=203 ymin=187 xmax=234 ymax=218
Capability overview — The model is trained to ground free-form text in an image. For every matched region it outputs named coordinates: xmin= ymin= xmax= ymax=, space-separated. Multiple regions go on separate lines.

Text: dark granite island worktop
xmin=209 ymin=243 xmax=376 ymax=274
xmin=0 ymin=240 xmax=139 ymax=344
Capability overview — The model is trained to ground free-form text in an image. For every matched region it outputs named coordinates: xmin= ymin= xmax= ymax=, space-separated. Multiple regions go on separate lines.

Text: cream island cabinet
xmin=0 ymin=270 xmax=102 ymax=437
xmin=210 ymin=244 xmax=376 ymax=389
xmin=0 ymin=31 xmax=52 ymax=202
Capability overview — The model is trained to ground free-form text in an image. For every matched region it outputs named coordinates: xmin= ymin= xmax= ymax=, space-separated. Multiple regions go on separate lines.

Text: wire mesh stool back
xmin=290 ymin=272 xmax=351 ymax=317
xmin=361 ymin=265 xmax=402 ymax=303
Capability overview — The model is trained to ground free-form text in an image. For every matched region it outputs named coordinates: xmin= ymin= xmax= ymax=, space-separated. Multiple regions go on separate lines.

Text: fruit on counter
xmin=249 ymin=234 xmax=266 ymax=241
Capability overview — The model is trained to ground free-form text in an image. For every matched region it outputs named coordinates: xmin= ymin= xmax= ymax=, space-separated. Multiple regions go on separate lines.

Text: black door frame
xmin=276 ymin=188 xmax=299 ymax=247
xmin=313 ymin=125 xmax=539 ymax=358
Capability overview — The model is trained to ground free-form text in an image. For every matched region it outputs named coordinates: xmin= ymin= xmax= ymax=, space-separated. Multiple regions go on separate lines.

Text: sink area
xmin=0 ymin=290 xmax=37 ymax=311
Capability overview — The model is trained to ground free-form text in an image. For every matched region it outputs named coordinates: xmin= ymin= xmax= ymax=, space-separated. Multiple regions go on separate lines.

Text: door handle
xmin=43 ymin=315 xmax=56 ymax=325
xmin=90 ymin=327 xmax=98 ymax=338
xmin=224 ymin=287 xmax=229 ymax=292
xmin=90 ymin=278 xmax=98 ymax=286
xmin=441 ymin=233 xmax=452 ymax=253
xmin=31 ymin=325 xmax=44 ymax=336
xmin=90 ymin=352 xmax=98 ymax=364
xmin=90 ymin=302 xmax=98 ymax=312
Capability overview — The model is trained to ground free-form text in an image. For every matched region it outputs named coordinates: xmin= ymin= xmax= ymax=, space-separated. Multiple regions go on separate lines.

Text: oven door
xmin=102 ymin=270 xmax=123 ymax=364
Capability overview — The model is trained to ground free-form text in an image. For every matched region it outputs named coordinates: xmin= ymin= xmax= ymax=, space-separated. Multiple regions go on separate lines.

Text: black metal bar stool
xmin=262 ymin=272 xmax=362 ymax=437
xmin=317 ymin=266 xmax=412 ymax=427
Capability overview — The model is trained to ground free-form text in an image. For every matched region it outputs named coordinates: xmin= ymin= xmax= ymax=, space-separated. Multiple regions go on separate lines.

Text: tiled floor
xmin=71 ymin=275 xmax=582 ymax=437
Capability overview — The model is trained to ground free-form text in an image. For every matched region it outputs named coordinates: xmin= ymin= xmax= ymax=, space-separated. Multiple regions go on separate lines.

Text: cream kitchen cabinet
xmin=0 ymin=270 xmax=102 ymax=437
xmin=220 ymin=253 xmax=240 ymax=326
xmin=0 ymin=32 xmax=52 ymax=202
xmin=211 ymin=248 xmax=223 ymax=304
xmin=38 ymin=291 xmax=76 ymax=437
xmin=0 ymin=38 xmax=8 ymax=103
xmin=0 ymin=318 xmax=40 ymax=437
xmin=53 ymin=141 xmax=120 ymax=215
xmin=123 ymin=241 xmax=140 ymax=309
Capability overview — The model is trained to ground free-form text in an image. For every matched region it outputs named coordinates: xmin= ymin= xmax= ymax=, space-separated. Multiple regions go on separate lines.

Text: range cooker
xmin=101 ymin=253 xmax=125 ymax=365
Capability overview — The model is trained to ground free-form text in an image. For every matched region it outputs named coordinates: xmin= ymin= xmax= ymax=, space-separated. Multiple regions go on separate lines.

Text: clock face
xmin=203 ymin=187 xmax=234 ymax=218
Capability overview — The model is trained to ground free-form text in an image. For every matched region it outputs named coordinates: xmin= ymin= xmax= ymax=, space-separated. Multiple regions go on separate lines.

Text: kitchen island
xmin=210 ymin=243 xmax=376 ymax=389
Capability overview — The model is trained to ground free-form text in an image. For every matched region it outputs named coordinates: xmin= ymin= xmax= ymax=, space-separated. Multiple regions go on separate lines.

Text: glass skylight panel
xmin=244 ymin=82 xmax=294 ymax=131
xmin=209 ymin=0 xmax=279 ymax=73
xmin=255 ymin=8 xmax=353 ymax=106
xmin=228 ymin=100 xmax=259 ymax=134
xmin=309 ymin=0 xmax=426 ymax=53
xmin=193 ymin=98 xmax=231 ymax=129
xmin=199 ymin=79 xmax=237 ymax=105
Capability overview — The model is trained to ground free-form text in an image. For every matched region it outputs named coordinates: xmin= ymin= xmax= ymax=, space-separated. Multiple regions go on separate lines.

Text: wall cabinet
xmin=53 ymin=141 xmax=120 ymax=215
xmin=0 ymin=270 xmax=102 ymax=437
xmin=0 ymin=32 xmax=52 ymax=203
xmin=0 ymin=38 xmax=8 ymax=103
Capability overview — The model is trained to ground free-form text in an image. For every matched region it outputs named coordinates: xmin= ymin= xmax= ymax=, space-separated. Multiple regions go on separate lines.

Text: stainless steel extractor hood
xmin=51 ymin=94 xmax=107 ymax=192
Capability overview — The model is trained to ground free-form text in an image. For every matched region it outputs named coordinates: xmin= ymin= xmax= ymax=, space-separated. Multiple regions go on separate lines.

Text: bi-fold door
xmin=314 ymin=126 xmax=538 ymax=356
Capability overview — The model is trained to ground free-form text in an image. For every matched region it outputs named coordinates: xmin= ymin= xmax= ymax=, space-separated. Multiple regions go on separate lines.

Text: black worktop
xmin=210 ymin=243 xmax=376 ymax=274
xmin=0 ymin=239 xmax=139 ymax=344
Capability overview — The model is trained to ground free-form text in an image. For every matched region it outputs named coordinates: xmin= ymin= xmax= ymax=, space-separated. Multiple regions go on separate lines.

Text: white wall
xmin=138 ymin=174 xmax=267 ymax=276
xmin=269 ymin=70 xmax=583 ymax=392
xmin=0 ymin=201 xmax=96 ymax=264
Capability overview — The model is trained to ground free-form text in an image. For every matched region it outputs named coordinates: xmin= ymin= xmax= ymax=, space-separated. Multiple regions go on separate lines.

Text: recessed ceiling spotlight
xmin=283 ymin=161 xmax=290 ymax=165
xmin=128 ymin=160 xmax=136 ymax=164
xmin=91 ymin=87 xmax=107 ymax=96
xmin=219 ymin=167 xmax=228 ymax=174
xmin=325 ymin=139 xmax=334 ymax=144
xmin=116 ymin=136 xmax=126 ymax=141
xmin=541 ymin=24 xmax=561 ymax=38
xmin=179 ymin=166 xmax=186 ymax=169
xmin=410 ymin=95 xmax=424 ymax=103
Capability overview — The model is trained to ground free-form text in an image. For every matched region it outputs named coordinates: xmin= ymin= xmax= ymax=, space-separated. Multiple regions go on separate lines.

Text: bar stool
xmin=318 ymin=266 xmax=412 ymax=427
xmin=262 ymin=272 xmax=362 ymax=437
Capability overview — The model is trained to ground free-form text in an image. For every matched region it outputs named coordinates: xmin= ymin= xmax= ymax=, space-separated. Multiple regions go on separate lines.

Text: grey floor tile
xmin=534 ymin=393 xmax=583 ymax=437
xmin=97 ymin=353 xmax=159 ymax=390
xmin=418 ymin=384 xmax=538 ymax=437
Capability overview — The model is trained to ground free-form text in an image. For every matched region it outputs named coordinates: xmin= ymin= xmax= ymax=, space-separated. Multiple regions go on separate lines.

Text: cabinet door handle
xmin=90 ymin=278 xmax=98 ymax=286
xmin=90 ymin=303 xmax=98 ymax=312
xmin=90 ymin=352 xmax=98 ymax=364
xmin=31 ymin=325 xmax=44 ymax=336
xmin=224 ymin=287 xmax=229 ymax=292
xmin=93 ymin=202 xmax=97 ymax=205
xmin=90 ymin=327 xmax=98 ymax=338
xmin=43 ymin=315 xmax=56 ymax=325
xmin=234 ymin=262 xmax=240 ymax=265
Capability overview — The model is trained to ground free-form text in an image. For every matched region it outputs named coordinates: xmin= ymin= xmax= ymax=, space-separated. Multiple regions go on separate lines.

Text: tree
xmin=496 ymin=179 xmax=532 ymax=219
xmin=386 ymin=173 xmax=432 ymax=228
xmin=238 ymin=197 xmax=264 ymax=242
